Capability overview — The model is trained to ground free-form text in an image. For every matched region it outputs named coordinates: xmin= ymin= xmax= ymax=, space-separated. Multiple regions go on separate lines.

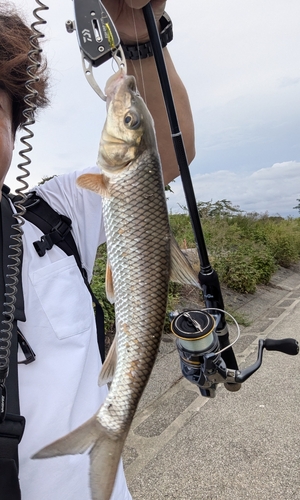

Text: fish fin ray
xmin=32 ymin=415 xmax=100 ymax=458
xmin=105 ymin=261 xmax=115 ymax=304
xmin=77 ymin=173 xmax=109 ymax=197
xmin=170 ymin=233 xmax=201 ymax=288
xmin=98 ymin=334 xmax=117 ymax=387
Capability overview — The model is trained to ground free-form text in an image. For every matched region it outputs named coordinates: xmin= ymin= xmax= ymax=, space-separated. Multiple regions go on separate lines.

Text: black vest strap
xmin=0 ymin=190 xmax=26 ymax=500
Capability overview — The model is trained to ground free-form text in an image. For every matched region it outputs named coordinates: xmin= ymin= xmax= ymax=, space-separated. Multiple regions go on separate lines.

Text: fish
xmin=32 ymin=69 xmax=200 ymax=500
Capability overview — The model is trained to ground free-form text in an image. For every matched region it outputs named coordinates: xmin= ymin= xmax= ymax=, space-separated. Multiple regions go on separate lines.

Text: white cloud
xmin=167 ymin=161 xmax=300 ymax=217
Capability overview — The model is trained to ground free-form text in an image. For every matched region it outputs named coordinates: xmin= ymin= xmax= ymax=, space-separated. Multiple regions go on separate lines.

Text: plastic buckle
xmin=33 ymin=216 xmax=71 ymax=257
xmin=33 ymin=234 xmax=53 ymax=257
xmin=51 ymin=216 xmax=72 ymax=240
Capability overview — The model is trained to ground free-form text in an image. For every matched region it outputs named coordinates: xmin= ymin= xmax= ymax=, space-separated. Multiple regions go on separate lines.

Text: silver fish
xmin=33 ymin=70 xmax=200 ymax=500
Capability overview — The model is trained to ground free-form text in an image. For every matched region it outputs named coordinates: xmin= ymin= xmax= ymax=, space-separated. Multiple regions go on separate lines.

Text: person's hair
xmin=0 ymin=4 xmax=49 ymax=133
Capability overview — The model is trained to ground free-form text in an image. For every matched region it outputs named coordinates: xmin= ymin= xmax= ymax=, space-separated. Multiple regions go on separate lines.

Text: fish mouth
xmin=105 ymin=70 xmax=137 ymax=108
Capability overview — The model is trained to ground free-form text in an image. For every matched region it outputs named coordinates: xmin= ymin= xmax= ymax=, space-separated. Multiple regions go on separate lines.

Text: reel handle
xmin=264 ymin=338 xmax=299 ymax=356
xmin=235 ymin=337 xmax=299 ymax=384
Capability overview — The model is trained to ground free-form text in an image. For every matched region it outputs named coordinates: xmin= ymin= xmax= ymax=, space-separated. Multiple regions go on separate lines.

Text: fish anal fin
xmin=98 ymin=334 xmax=117 ymax=387
xmin=170 ymin=233 xmax=201 ymax=288
xmin=105 ymin=261 xmax=114 ymax=304
xmin=77 ymin=173 xmax=109 ymax=197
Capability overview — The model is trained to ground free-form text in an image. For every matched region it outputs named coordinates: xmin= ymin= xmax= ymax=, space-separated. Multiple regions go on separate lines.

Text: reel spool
xmin=171 ymin=310 xmax=220 ymax=397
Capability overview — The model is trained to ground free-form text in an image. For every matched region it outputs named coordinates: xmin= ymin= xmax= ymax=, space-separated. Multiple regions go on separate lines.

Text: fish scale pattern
xmin=99 ymin=150 xmax=171 ymax=438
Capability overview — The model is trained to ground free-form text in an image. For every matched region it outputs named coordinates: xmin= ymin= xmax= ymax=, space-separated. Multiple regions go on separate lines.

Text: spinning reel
xmin=171 ymin=309 xmax=299 ymax=398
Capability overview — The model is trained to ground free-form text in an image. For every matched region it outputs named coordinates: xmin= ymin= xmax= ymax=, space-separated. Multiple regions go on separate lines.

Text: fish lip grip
xmin=66 ymin=0 xmax=126 ymax=100
xmin=72 ymin=0 xmax=120 ymax=67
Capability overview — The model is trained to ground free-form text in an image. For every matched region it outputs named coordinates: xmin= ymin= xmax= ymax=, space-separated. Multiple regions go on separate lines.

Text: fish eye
xmin=124 ymin=111 xmax=140 ymax=129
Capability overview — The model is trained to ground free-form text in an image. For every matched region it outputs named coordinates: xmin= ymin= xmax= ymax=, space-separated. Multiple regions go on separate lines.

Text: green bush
xmin=169 ymin=213 xmax=194 ymax=247
xmin=212 ymin=241 xmax=276 ymax=293
xmin=169 ymin=207 xmax=300 ymax=293
xmin=263 ymin=220 xmax=300 ymax=267
xmin=165 ymin=281 xmax=182 ymax=332
xmin=251 ymin=245 xmax=277 ymax=284
xmin=213 ymin=250 xmax=258 ymax=293
xmin=91 ymin=244 xmax=115 ymax=333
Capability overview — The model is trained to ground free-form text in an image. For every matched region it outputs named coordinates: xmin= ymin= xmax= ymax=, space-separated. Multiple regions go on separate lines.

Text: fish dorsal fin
xmin=76 ymin=173 xmax=109 ymax=197
xmin=170 ymin=233 xmax=201 ymax=288
xmin=105 ymin=261 xmax=115 ymax=304
xmin=98 ymin=333 xmax=117 ymax=387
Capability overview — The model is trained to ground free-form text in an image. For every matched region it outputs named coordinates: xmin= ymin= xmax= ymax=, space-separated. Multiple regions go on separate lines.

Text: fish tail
xmin=32 ymin=415 xmax=127 ymax=500
xmin=90 ymin=431 xmax=127 ymax=500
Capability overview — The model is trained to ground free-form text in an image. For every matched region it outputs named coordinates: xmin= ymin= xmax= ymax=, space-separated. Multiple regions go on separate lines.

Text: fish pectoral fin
xmin=76 ymin=173 xmax=109 ymax=197
xmin=32 ymin=415 xmax=100 ymax=458
xmin=98 ymin=333 xmax=117 ymax=387
xmin=33 ymin=414 xmax=127 ymax=500
xmin=105 ymin=261 xmax=115 ymax=304
xmin=170 ymin=233 xmax=201 ymax=288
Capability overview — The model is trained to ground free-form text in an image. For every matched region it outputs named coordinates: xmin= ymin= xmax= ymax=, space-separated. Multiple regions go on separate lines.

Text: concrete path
xmin=123 ymin=265 xmax=300 ymax=500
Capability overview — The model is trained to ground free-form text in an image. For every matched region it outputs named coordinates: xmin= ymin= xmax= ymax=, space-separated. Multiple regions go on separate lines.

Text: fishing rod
xmin=142 ymin=3 xmax=241 ymax=383
xmin=141 ymin=3 xmax=299 ymax=396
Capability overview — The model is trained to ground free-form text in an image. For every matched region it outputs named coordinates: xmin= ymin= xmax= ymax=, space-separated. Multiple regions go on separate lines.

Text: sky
xmin=6 ymin=0 xmax=300 ymax=217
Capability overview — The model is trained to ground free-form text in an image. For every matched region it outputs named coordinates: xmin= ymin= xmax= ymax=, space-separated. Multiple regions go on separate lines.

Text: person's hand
xmin=102 ymin=0 xmax=166 ymax=44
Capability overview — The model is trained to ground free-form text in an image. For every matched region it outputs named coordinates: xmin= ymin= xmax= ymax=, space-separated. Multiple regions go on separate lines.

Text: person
xmin=0 ymin=1 xmax=195 ymax=499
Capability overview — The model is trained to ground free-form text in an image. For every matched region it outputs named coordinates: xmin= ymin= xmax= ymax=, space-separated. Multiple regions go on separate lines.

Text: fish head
xmin=98 ymin=69 xmax=157 ymax=175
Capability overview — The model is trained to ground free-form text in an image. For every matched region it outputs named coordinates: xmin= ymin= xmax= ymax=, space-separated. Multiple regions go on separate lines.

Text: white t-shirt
xmin=16 ymin=168 xmax=132 ymax=500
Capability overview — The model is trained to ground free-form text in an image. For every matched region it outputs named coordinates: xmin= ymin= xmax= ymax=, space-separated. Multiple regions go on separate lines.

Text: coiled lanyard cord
xmin=0 ymin=0 xmax=48 ymax=421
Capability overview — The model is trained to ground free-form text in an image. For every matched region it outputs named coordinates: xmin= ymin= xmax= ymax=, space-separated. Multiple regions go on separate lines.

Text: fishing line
xmin=201 ymin=308 xmax=241 ymax=354
xmin=129 ymin=0 xmax=148 ymax=103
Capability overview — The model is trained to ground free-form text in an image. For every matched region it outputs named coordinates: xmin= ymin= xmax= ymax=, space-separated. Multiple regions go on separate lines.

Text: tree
xmin=293 ymin=199 xmax=300 ymax=214
xmin=196 ymin=199 xmax=242 ymax=218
